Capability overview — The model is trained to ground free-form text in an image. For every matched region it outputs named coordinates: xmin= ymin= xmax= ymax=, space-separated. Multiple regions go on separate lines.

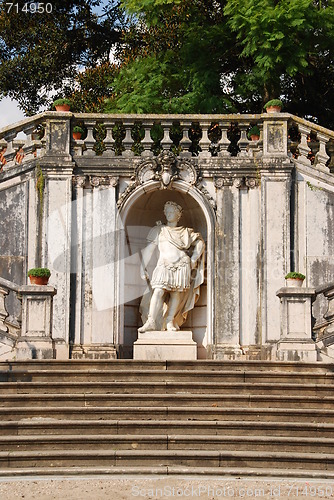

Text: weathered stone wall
xmin=0 ymin=176 xmax=29 ymax=319
xmin=1 ymin=112 xmax=333 ymax=360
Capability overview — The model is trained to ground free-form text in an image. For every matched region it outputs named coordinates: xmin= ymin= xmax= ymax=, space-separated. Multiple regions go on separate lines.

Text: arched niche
xmin=117 ymin=181 xmax=215 ymax=359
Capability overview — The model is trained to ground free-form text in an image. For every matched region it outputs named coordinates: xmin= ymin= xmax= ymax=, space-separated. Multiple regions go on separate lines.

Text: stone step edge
xmin=2 ymin=433 xmax=334 ymax=446
xmin=0 ymin=380 xmax=332 ymax=390
xmin=3 ymin=449 xmax=334 ymax=460
xmin=1 ymin=394 xmax=334 ymax=404
xmin=1 ymin=405 xmax=334 ymax=416
xmin=2 ymin=418 xmax=334 ymax=431
xmin=1 ymin=359 xmax=333 ymax=367
xmin=1 ymin=466 xmax=334 ymax=479
xmin=2 ymin=369 xmax=334 ymax=377
xmin=2 ymin=380 xmax=334 ymax=390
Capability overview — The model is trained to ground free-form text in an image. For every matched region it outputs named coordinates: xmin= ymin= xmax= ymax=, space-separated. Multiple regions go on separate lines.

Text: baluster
xmin=327 ymin=140 xmax=334 ymax=174
xmin=122 ymin=121 xmax=135 ymax=157
xmin=179 ymin=121 xmax=192 ymax=158
xmin=198 ymin=121 xmax=211 ymax=158
xmin=0 ymin=142 xmax=6 ymax=169
xmin=315 ymin=133 xmax=330 ymax=171
xmin=22 ymin=124 xmax=37 ymax=162
xmin=3 ymin=130 xmax=17 ymax=165
xmin=0 ymin=286 xmax=9 ymax=333
xmin=160 ymin=121 xmax=173 ymax=151
xmin=102 ymin=120 xmax=116 ymax=157
xmin=218 ymin=122 xmax=231 ymax=157
xmin=237 ymin=123 xmax=250 ymax=157
xmin=83 ymin=120 xmax=96 ymax=156
xmin=297 ymin=125 xmax=312 ymax=166
xmin=323 ymin=288 xmax=334 ymax=337
xmin=38 ymin=129 xmax=47 ymax=158
xmin=141 ymin=121 xmax=154 ymax=158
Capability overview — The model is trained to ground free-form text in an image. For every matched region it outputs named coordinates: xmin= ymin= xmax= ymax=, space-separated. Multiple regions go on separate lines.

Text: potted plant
xmin=263 ymin=99 xmax=283 ymax=113
xmin=285 ymin=272 xmax=305 ymax=287
xmin=53 ymin=98 xmax=71 ymax=112
xmin=72 ymin=126 xmax=84 ymax=140
xmin=248 ymin=125 xmax=261 ymax=141
xmin=28 ymin=268 xmax=51 ymax=285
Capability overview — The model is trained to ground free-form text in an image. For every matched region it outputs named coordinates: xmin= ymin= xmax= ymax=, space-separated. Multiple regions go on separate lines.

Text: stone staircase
xmin=1 ymin=360 xmax=334 ymax=478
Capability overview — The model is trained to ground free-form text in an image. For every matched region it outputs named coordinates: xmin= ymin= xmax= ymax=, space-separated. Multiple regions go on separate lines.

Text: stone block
xmin=276 ymin=286 xmax=317 ymax=362
xmin=133 ymin=330 xmax=197 ymax=360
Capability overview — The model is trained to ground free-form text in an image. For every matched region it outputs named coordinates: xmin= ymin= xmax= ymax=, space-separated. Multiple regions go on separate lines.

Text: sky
xmin=0 ymin=1 xmax=113 ymax=131
xmin=0 ymin=97 xmax=25 ymax=129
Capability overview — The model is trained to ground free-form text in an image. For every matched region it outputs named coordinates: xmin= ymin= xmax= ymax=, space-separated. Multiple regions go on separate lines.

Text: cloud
xmin=0 ymin=97 xmax=25 ymax=129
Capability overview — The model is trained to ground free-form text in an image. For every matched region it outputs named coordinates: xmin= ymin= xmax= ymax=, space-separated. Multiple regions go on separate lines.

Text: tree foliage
xmin=0 ymin=0 xmax=124 ymax=114
xmin=1 ymin=0 xmax=334 ymax=128
xmin=105 ymin=0 xmax=334 ymax=127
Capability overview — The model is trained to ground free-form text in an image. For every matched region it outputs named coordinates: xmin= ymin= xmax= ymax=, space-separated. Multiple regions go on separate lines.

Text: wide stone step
xmin=2 ymin=418 xmax=334 ymax=438
xmin=2 ymin=380 xmax=334 ymax=396
xmin=1 ymin=359 xmax=333 ymax=373
xmin=2 ymin=434 xmax=334 ymax=453
xmin=0 ymin=393 xmax=333 ymax=409
xmin=1 ymin=406 xmax=334 ymax=422
xmin=1 ymin=465 xmax=334 ymax=479
xmin=2 ymin=369 xmax=334 ymax=384
xmin=1 ymin=449 xmax=334 ymax=470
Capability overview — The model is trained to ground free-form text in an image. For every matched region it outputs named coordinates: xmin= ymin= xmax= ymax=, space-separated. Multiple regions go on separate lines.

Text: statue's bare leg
xmin=138 ymin=288 xmax=165 ymax=332
xmin=165 ymin=291 xmax=182 ymax=331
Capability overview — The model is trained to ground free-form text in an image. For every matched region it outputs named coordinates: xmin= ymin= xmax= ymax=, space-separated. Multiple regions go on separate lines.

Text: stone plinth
xmin=133 ymin=331 xmax=197 ymax=360
xmin=16 ymin=285 xmax=57 ymax=360
xmin=276 ymin=287 xmax=317 ymax=362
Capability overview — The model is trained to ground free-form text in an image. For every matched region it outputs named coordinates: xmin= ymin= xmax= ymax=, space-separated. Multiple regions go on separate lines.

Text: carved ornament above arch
xmin=117 ymin=151 xmax=215 ymax=209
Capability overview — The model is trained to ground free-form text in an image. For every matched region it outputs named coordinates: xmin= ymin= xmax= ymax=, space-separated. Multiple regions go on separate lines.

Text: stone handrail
xmin=0 ymin=111 xmax=333 ymax=171
xmin=288 ymin=116 xmax=334 ymax=173
xmin=313 ymin=282 xmax=334 ymax=343
xmin=0 ymin=277 xmax=20 ymax=334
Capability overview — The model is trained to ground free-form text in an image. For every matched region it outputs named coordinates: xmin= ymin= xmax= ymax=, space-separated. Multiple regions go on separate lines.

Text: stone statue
xmin=138 ymin=201 xmax=205 ymax=332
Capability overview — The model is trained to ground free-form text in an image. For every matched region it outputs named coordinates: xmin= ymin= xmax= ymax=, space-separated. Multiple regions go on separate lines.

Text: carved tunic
xmin=147 ymin=225 xmax=201 ymax=291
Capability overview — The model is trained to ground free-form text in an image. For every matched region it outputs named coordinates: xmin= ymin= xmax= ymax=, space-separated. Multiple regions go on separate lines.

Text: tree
xmin=103 ymin=0 xmax=334 ymax=128
xmin=0 ymin=0 xmax=124 ymax=114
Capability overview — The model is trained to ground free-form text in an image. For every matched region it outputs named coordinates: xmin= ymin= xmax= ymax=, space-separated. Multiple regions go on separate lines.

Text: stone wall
xmin=1 ymin=112 xmax=334 ymax=360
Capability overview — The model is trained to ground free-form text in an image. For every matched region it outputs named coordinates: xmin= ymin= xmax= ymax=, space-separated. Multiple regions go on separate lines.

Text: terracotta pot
xmin=286 ymin=278 xmax=304 ymax=288
xmin=250 ymin=134 xmax=260 ymax=141
xmin=72 ymin=132 xmax=82 ymax=140
xmin=29 ymin=276 xmax=50 ymax=285
xmin=55 ymin=104 xmax=70 ymax=112
xmin=265 ymin=105 xmax=281 ymax=113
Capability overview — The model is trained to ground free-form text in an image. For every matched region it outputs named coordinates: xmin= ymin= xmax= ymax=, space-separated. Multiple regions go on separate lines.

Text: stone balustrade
xmin=313 ymin=282 xmax=334 ymax=345
xmin=0 ymin=111 xmax=333 ymax=171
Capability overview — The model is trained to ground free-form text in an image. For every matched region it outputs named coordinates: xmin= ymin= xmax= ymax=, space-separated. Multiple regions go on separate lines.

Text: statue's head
xmin=164 ymin=201 xmax=183 ymax=222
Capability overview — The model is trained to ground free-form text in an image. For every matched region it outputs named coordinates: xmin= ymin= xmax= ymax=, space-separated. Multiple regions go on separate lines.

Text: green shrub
xmin=248 ymin=125 xmax=260 ymax=138
xmin=53 ymin=98 xmax=72 ymax=107
xmin=28 ymin=268 xmax=51 ymax=278
xmin=285 ymin=272 xmax=305 ymax=280
xmin=263 ymin=99 xmax=283 ymax=110
xmin=73 ymin=126 xmax=84 ymax=134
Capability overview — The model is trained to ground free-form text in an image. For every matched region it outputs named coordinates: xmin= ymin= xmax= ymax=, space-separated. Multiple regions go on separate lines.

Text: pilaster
xmin=261 ymin=168 xmax=292 ymax=344
xmin=213 ymin=176 xmax=242 ymax=358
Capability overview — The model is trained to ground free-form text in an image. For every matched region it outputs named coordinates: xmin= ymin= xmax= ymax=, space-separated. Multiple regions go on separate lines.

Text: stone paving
xmin=1 ymin=476 xmax=334 ymax=500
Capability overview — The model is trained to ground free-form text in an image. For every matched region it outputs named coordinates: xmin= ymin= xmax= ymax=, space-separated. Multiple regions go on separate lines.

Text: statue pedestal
xmin=133 ymin=330 xmax=197 ymax=360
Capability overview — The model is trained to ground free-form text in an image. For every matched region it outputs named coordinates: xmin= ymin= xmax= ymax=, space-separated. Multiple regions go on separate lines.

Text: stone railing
xmin=288 ymin=116 xmax=334 ymax=173
xmin=0 ymin=276 xmax=57 ymax=360
xmin=1 ymin=111 xmax=334 ymax=171
xmin=0 ymin=277 xmax=20 ymax=335
xmin=313 ymin=282 xmax=334 ymax=346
